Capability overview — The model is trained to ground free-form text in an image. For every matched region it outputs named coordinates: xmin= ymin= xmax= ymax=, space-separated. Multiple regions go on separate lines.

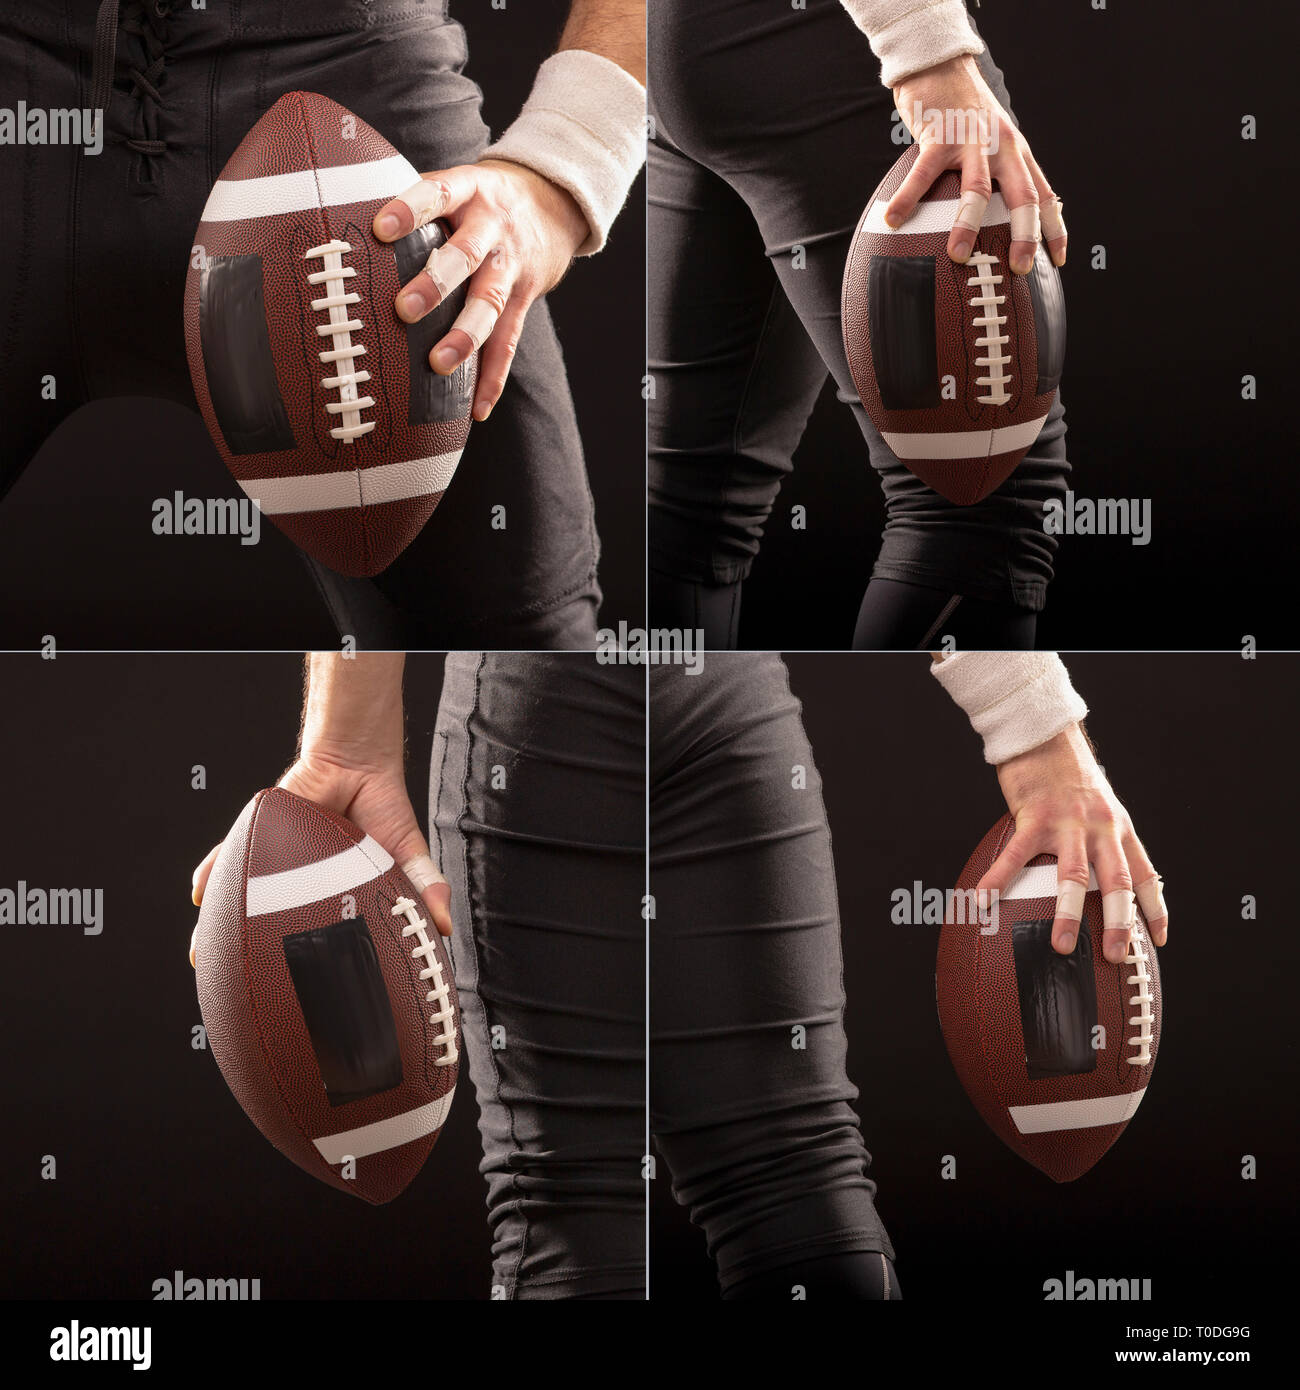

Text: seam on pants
xmin=456 ymin=652 xmax=529 ymax=1300
xmin=917 ymin=594 xmax=962 ymax=650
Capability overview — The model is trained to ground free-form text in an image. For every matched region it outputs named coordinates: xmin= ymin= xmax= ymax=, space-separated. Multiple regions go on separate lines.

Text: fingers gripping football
xmin=374 ymin=160 xmax=587 ymax=422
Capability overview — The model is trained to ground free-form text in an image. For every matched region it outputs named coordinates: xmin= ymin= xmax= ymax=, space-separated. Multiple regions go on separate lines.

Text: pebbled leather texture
xmin=184 ymin=91 xmax=479 ymax=577
xmin=936 ymin=813 xmax=1160 ymax=1182
xmin=195 ymin=788 xmax=459 ymax=1203
xmin=842 ymin=142 xmax=1065 ymax=505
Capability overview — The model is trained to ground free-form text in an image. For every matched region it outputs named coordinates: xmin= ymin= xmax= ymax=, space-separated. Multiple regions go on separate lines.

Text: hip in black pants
xmin=650 ymin=653 xmax=898 ymax=1298
xmin=0 ymin=0 xmax=600 ymax=648
xmin=431 ymin=653 xmax=646 ymax=1299
xmin=648 ymin=0 xmax=1069 ymax=650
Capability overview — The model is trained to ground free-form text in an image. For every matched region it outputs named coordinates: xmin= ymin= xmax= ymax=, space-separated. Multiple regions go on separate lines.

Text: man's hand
xmin=372 ymin=160 xmax=590 ymax=423
xmin=886 ymin=54 xmax=1067 ymax=274
xmin=189 ymin=654 xmax=450 ymax=968
xmin=976 ymin=724 xmax=1168 ymax=962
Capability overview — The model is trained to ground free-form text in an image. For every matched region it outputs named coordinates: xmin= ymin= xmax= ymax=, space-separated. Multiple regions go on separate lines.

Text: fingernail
xmin=375 ymin=212 xmax=401 ymax=239
xmin=953 ymin=239 xmax=971 ymax=261
xmin=432 ymin=346 xmax=460 ymax=373
xmin=1012 ymin=255 xmax=1031 ymax=274
xmin=885 ymin=210 xmax=901 ymax=228
xmin=1105 ymin=940 xmax=1127 ymax=963
xmin=397 ymin=291 xmax=427 ymax=322
xmin=1052 ymin=249 xmax=1067 ymax=267
xmin=1057 ymin=931 xmax=1075 ymax=953
xmin=474 ymin=399 xmax=493 ymax=422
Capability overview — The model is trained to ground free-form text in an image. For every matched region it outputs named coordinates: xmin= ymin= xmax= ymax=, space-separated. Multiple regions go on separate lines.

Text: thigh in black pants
xmin=648 ymin=0 xmax=1069 ymax=649
xmin=430 ymin=653 xmax=645 ymax=1299
xmin=650 ymin=653 xmax=898 ymax=1298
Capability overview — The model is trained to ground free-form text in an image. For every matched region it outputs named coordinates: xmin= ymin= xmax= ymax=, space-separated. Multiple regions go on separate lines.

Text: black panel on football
xmin=393 ymin=221 xmax=475 ymax=423
xmin=1011 ymin=919 xmax=1098 ymax=1079
xmin=198 ymin=254 xmax=296 ymax=456
xmin=867 ymin=255 xmax=941 ymax=411
xmin=1026 ymin=248 xmax=1067 ymax=395
xmin=282 ymin=918 xmax=403 ymax=1107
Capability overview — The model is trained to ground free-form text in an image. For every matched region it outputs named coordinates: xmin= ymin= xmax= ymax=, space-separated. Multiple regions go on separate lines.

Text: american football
xmin=842 ymin=143 xmax=1066 ymax=505
xmin=194 ymin=787 xmax=459 ymax=1204
xmin=184 ymin=91 xmax=477 ymax=577
xmin=935 ymin=814 xmax=1160 ymax=1182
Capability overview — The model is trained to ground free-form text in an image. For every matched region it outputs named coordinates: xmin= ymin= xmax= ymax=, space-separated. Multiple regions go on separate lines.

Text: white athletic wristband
xmin=931 ymin=652 xmax=1088 ymax=766
xmin=482 ymin=49 xmax=646 ymax=256
xmin=839 ymin=0 xmax=985 ymax=87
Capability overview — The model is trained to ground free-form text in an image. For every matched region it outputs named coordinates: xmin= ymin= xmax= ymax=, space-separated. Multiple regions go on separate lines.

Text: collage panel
xmin=0 ymin=0 xmax=646 ymax=648
xmin=649 ymin=652 xmax=1295 ymax=1319
xmin=0 ymin=651 xmax=646 ymax=1308
xmin=647 ymin=0 xmax=1288 ymax=650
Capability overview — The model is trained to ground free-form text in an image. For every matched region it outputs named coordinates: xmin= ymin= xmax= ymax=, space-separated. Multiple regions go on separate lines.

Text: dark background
xmin=0 ymin=0 xmax=645 ymax=649
xmin=2 ymin=652 xmax=1296 ymax=1319
xmin=652 ymin=652 xmax=1299 ymax=1309
xmin=743 ymin=0 xmax=1294 ymax=650
xmin=0 ymin=653 xmax=500 ymax=1299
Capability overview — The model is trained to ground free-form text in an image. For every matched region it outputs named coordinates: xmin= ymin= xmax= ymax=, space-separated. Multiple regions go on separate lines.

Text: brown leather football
xmin=194 ymin=788 xmax=459 ymax=1204
xmin=184 ymin=91 xmax=477 ymax=576
xmin=936 ymin=814 xmax=1160 ymax=1182
xmin=842 ymin=143 xmax=1065 ymax=505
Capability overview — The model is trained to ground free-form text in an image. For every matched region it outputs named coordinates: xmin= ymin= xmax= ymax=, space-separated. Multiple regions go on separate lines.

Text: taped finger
xmin=450 ymin=295 xmax=501 ymax=353
xmin=1008 ymin=201 xmax=1042 ymax=245
xmin=1102 ymin=887 xmax=1137 ymax=933
xmin=423 ymin=240 xmax=477 ymax=301
xmin=1134 ymin=873 xmax=1167 ymax=925
xmin=1041 ymin=195 xmax=1066 ymax=243
xmin=953 ymin=190 xmax=990 ymax=235
xmin=402 ymin=853 xmax=448 ymax=893
xmin=1055 ymin=878 xmax=1087 ymax=923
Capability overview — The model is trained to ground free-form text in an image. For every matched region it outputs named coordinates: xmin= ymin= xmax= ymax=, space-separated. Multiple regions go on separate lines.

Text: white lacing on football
xmin=304 ymin=239 xmax=376 ymax=443
xmin=392 ymin=896 xmax=459 ymax=1067
xmin=966 ymin=253 xmax=1012 ymax=407
xmin=1124 ymin=927 xmax=1156 ymax=1067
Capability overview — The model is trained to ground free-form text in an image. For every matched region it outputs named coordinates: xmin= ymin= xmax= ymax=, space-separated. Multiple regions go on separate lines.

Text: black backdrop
xmin=0 ymin=0 xmax=645 ymax=649
xmin=742 ymin=0 xmax=1293 ymax=650
xmin=651 ymin=652 xmax=1300 ymax=1310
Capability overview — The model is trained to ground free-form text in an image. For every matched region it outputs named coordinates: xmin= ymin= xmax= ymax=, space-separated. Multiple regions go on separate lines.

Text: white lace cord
xmin=966 ymin=253 xmax=1012 ymax=406
xmin=304 ymin=239 xmax=376 ymax=443
xmin=391 ymin=896 xmax=459 ymax=1067
xmin=1124 ymin=926 xmax=1155 ymax=1067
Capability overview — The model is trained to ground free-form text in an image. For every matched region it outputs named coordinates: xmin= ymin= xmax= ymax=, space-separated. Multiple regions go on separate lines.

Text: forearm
xmin=297 ymin=652 xmax=406 ymax=768
xmin=559 ymin=0 xmax=646 ymax=84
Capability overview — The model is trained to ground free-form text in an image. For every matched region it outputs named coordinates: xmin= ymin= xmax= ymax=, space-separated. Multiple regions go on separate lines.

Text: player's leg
xmin=649 ymin=0 xmax=1068 ymax=648
xmin=0 ymin=5 xmax=91 ymax=502
xmin=649 ymin=654 xmax=897 ymax=1298
xmin=431 ymin=653 xmax=645 ymax=1299
xmin=852 ymin=576 xmax=1041 ymax=650
xmin=647 ymin=126 xmax=830 ymax=649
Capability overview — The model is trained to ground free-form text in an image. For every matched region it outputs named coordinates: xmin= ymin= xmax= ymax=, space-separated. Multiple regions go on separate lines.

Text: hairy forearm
xmin=560 ymin=0 xmax=646 ymax=84
xmin=297 ymin=652 xmax=406 ymax=768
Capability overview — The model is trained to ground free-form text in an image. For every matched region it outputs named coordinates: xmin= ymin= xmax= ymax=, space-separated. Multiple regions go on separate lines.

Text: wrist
xmin=481 ymin=49 xmax=646 ymax=256
xmin=932 ymin=651 xmax=1088 ymax=765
